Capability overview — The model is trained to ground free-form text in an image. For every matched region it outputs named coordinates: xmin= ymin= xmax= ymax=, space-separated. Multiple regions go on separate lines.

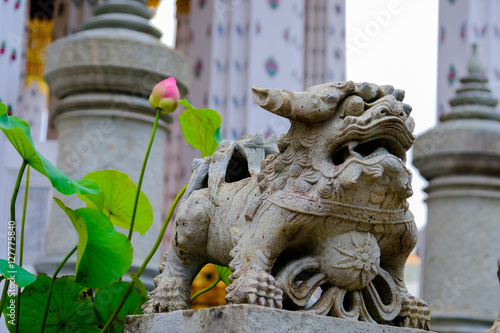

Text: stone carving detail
xmin=143 ymin=81 xmax=430 ymax=330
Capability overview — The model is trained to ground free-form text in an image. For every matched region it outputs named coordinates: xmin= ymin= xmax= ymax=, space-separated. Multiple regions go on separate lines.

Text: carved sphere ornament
xmin=143 ymin=81 xmax=430 ymax=330
xmin=319 ymin=231 xmax=380 ymax=291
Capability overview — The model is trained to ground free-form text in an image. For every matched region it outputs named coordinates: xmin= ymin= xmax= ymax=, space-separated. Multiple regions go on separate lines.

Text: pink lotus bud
xmin=149 ymin=77 xmax=180 ymax=114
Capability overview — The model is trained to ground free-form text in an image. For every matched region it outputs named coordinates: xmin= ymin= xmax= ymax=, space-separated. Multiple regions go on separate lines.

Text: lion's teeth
xmin=371 ymin=147 xmax=389 ymax=156
xmin=348 ymin=141 xmax=359 ymax=151
xmin=351 ymin=150 xmax=363 ymax=159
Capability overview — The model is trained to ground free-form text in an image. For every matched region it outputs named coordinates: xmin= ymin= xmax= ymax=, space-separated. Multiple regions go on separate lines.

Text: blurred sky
xmin=152 ymin=0 xmax=440 ymax=229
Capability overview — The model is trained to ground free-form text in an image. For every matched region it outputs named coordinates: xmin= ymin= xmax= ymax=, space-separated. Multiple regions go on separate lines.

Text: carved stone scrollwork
xmin=276 ymin=253 xmax=401 ymax=325
xmin=362 ymin=270 xmax=401 ymax=322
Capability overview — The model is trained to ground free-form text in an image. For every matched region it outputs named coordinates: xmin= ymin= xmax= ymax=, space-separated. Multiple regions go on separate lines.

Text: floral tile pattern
xmin=438 ymin=0 xmax=500 ymax=117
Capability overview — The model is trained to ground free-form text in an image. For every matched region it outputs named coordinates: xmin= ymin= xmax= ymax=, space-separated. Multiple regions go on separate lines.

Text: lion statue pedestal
xmin=126 ymin=304 xmax=434 ymax=333
xmin=137 ymin=81 xmax=431 ymax=331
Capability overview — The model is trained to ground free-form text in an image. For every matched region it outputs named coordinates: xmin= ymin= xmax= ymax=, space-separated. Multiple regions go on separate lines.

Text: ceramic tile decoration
xmin=437 ymin=0 xmax=500 ymax=118
xmin=0 ymin=0 xmax=28 ymax=115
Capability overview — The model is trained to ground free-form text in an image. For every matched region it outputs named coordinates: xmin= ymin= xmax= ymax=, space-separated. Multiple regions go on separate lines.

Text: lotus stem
xmin=191 ymin=277 xmax=221 ymax=302
xmin=15 ymin=165 xmax=30 ymax=332
xmin=0 ymin=160 xmax=28 ymax=320
xmin=128 ymin=108 xmax=161 ymax=242
xmin=40 ymin=245 xmax=77 ymax=333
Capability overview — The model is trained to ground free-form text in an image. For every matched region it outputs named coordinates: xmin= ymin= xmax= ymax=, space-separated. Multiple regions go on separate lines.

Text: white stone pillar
xmin=413 ymin=48 xmax=500 ymax=333
xmin=37 ymin=0 xmax=190 ymax=288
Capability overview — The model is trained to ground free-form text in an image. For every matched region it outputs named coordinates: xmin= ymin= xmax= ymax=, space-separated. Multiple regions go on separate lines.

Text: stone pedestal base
xmin=429 ymin=316 xmax=493 ymax=333
xmin=125 ymin=305 xmax=434 ymax=333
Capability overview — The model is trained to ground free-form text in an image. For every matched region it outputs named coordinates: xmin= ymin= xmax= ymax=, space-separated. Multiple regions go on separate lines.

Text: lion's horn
xmin=252 ymin=83 xmax=355 ymax=124
xmin=252 ymin=86 xmax=292 ymax=117
xmin=252 ymin=87 xmax=319 ymax=123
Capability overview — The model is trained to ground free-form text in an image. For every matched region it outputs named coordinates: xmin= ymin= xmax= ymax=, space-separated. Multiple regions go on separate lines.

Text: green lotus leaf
xmin=94 ymin=281 xmax=146 ymax=333
xmin=54 ymin=198 xmax=133 ymax=288
xmin=215 ymin=126 xmax=222 ymax=144
xmin=78 ymin=170 xmax=153 ymax=235
xmin=179 ymin=99 xmax=222 ymax=157
xmin=0 ymin=102 xmax=99 ymax=195
xmin=0 ymin=259 xmax=36 ymax=287
xmin=3 ymin=274 xmax=99 ymax=333
xmin=215 ymin=265 xmax=232 ymax=286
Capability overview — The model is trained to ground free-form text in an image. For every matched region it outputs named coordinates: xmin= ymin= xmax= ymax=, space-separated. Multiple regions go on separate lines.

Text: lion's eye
xmin=344 ymin=96 xmax=365 ymax=117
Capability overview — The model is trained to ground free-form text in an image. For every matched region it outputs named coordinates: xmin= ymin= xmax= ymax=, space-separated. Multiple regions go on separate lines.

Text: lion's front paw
xmin=398 ymin=295 xmax=430 ymax=330
xmin=141 ymin=276 xmax=191 ymax=314
xmin=225 ymin=270 xmax=283 ymax=308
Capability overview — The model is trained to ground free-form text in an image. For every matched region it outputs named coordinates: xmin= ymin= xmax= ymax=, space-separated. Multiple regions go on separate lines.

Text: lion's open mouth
xmin=332 ymin=136 xmax=406 ymax=166
xmin=332 ymin=118 xmax=413 ymax=166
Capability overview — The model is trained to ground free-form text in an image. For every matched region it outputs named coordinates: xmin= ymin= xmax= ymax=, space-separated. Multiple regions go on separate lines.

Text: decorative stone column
xmin=413 ymin=47 xmax=500 ymax=332
xmin=37 ymin=0 xmax=190 ymax=288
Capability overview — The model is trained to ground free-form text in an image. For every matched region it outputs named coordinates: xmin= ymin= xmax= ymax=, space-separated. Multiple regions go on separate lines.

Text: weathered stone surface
xmin=144 ymin=81 xmax=430 ymax=330
xmin=413 ymin=118 xmax=500 ymax=179
xmin=126 ymin=305 xmax=433 ymax=333
xmin=45 ymin=29 xmax=189 ymax=99
xmin=417 ymin=176 xmax=500 ymax=333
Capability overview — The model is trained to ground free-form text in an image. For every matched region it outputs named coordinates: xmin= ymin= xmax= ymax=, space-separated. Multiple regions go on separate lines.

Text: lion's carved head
xmin=253 ymin=81 xmax=415 ymax=213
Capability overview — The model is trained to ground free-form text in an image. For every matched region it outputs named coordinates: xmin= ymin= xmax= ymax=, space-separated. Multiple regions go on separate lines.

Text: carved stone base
xmin=125 ymin=305 xmax=434 ymax=333
xmin=431 ymin=316 xmax=494 ymax=333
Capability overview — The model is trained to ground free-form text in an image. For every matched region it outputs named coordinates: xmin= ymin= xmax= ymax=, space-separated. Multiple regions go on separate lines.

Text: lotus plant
xmin=149 ymin=77 xmax=180 ymax=114
xmin=127 ymin=77 xmax=180 ymax=242
xmin=0 ymin=75 xmax=227 ymax=333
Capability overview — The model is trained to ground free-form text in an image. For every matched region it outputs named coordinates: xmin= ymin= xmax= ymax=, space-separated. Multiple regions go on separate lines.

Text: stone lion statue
xmin=143 ymin=81 xmax=430 ymax=330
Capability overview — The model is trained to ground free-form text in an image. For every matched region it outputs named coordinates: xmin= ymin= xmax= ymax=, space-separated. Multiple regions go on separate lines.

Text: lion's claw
xmin=225 ymin=270 xmax=283 ymax=309
xmin=141 ymin=277 xmax=191 ymax=314
xmin=398 ymin=295 xmax=430 ymax=330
